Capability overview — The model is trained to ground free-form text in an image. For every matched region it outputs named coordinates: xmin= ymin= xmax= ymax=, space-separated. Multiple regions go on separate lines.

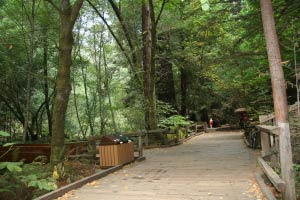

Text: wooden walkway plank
xmin=59 ymin=131 xmax=265 ymax=200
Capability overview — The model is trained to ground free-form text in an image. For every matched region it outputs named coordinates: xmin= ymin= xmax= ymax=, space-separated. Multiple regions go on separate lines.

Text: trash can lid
xmin=100 ymin=135 xmax=120 ymax=145
xmin=113 ymin=134 xmax=130 ymax=143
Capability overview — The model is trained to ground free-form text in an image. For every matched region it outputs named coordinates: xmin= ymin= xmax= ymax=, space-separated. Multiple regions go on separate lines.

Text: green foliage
xmin=3 ymin=142 xmax=14 ymax=147
xmin=166 ymin=129 xmax=186 ymax=141
xmin=0 ymin=162 xmax=23 ymax=172
xmin=20 ymin=174 xmax=57 ymax=191
xmin=200 ymin=0 xmax=210 ymax=11
xmin=294 ymin=164 xmax=300 ymax=197
xmin=0 ymin=162 xmax=57 ymax=200
xmin=0 ymin=131 xmax=10 ymax=137
xmin=159 ymin=115 xmax=191 ymax=128
xmin=0 ymin=173 xmax=32 ymax=200
xmin=156 ymin=100 xmax=177 ymax=119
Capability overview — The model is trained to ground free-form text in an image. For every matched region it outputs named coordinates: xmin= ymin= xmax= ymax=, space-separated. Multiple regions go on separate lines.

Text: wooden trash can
xmin=99 ymin=135 xmax=134 ymax=168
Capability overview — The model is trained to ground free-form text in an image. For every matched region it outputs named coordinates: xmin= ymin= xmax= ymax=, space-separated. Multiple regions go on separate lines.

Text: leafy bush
xmin=156 ymin=100 xmax=177 ymax=119
xmin=20 ymin=174 xmax=57 ymax=191
xmin=0 ymin=131 xmax=10 ymax=137
xmin=0 ymin=173 xmax=32 ymax=200
xmin=294 ymin=164 xmax=300 ymax=198
xmin=0 ymin=162 xmax=23 ymax=172
xmin=158 ymin=115 xmax=191 ymax=129
xmin=0 ymin=162 xmax=57 ymax=200
xmin=0 ymin=131 xmax=11 ymax=146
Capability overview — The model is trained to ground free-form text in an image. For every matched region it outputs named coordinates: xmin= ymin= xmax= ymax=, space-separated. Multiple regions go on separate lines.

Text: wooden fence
xmin=123 ymin=122 xmax=206 ymax=158
xmin=0 ymin=141 xmax=89 ymax=163
xmin=259 ymin=102 xmax=299 ymax=125
xmin=255 ymin=103 xmax=299 ymax=200
xmin=0 ymin=122 xmax=206 ymax=164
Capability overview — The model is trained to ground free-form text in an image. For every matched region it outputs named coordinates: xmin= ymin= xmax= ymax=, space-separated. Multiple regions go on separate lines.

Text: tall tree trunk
xmin=48 ymin=0 xmax=84 ymax=165
xmin=107 ymin=0 xmax=142 ymax=85
xmin=156 ymin=32 xmax=176 ymax=108
xmin=178 ymin=4 xmax=188 ymax=116
xmin=23 ymin=0 xmax=35 ymax=142
xmin=72 ymin=79 xmax=87 ymax=138
xmin=95 ymin=31 xmax=105 ymax=135
xmin=103 ymin=46 xmax=118 ymax=133
xmin=80 ymin=54 xmax=94 ymax=136
xmin=260 ymin=1 xmax=296 ymax=199
xmin=180 ymin=67 xmax=187 ymax=115
xmin=42 ymin=26 xmax=52 ymax=136
xmin=142 ymin=0 xmax=157 ymax=130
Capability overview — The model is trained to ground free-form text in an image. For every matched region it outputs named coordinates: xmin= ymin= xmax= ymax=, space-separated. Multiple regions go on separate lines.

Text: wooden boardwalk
xmin=61 ymin=131 xmax=265 ymax=200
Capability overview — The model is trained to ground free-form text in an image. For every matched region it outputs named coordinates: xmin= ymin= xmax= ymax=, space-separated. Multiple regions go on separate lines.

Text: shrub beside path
xmin=59 ymin=131 xmax=265 ymax=200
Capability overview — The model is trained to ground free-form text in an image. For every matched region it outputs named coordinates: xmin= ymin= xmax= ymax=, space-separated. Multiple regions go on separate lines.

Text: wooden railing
xmin=0 ymin=141 xmax=90 ymax=163
xmin=256 ymin=125 xmax=279 ymax=157
xmin=255 ymin=125 xmax=286 ymax=199
xmin=123 ymin=122 xmax=206 ymax=158
xmin=256 ymin=105 xmax=297 ymax=200
xmin=259 ymin=102 xmax=299 ymax=125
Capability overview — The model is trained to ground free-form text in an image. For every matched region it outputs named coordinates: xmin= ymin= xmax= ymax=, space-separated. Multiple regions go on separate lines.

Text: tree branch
xmin=44 ymin=0 xmax=60 ymax=12
xmin=0 ymin=94 xmax=24 ymax=125
xmin=86 ymin=0 xmax=133 ymax=68
xmin=155 ymin=0 xmax=167 ymax=28
xmin=71 ymin=0 xmax=84 ymax=26
xmin=107 ymin=0 xmax=135 ymax=56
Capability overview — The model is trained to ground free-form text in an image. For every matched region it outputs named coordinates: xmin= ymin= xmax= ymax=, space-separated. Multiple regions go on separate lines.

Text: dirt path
xmin=61 ymin=131 xmax=265 ymax=200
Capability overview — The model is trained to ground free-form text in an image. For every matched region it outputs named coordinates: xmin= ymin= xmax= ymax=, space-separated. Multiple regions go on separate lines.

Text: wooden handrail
xmin=258 ymin=157 xmax=285 ymax=192
xmin=256 ymin=125 xmax=280 ymax=135
xmin=257 ymin=113 xmax=287 ymax=196
xmin=259 ymin=102 xmax=299 ymax=124
xmin=122 ymin=122 xmax=205 ymax=137
xmin=91 ymin=122 xmax=205 ymax=160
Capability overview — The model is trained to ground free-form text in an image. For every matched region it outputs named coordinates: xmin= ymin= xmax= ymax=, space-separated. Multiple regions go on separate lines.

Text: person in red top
xmin=209 ymin=118 xmax=213 ymax=128
xmin=239 ymin=113 xmax=249 ymax=129
xmin=242 ymin=113 xmax=249 ymax=121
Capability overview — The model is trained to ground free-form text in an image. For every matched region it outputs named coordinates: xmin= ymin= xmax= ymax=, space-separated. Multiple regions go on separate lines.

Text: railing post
xmin=185 ymin=126 xmax=188 ymax=138
xmin=174 ymin=127 xmax=178 ymax=142
xmin=145 ymin=131 xmax=149 ymax=147
xmin=260 ymin=131 xmax=271 ymax=157
xmin=204 ymin=123 xmax=208 ymax=133
xmin=138 ymin=132 xmax=143 ymax=158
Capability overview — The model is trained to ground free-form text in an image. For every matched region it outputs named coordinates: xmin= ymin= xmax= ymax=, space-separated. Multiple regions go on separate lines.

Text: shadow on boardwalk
xmin=60 ymin=131 xmax=265 ymax=200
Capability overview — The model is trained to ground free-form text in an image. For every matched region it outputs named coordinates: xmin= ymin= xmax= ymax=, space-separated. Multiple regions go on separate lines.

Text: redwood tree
xmin=142 ymin=0 xmax=157 ymax=130
xmin=260 ymin=0 xmax=296 ymax=199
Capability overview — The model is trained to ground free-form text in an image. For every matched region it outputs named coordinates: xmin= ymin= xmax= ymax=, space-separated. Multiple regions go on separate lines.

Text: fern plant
xmin=158 ymin=115 xmax=191 ymax=129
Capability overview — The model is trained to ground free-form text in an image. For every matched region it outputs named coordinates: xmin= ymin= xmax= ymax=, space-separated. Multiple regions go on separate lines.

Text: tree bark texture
xmin=49 ymin=0 xmax=84 ymax=165
xmin=142 ymin=0 xmax=157 ymax=130
xmin=180 ymin=67 xmax=187 ymax=115
xmin=260 ymin=0 xmax=296 ymax=199
xmin=156 ymin=32 xmax=176 ymax=108
xmin=23 ymin=0 xmax=35 ymax=142
xmin=103 ymin=45 xmax=118 ymax=133
xmin=80 ymin=55 xmax=95 ymax=136
xmin=73 ymin=78 xmax=87 ymax=138
xmin=42 ymin=26 xmax=52 ymax=136
xmin=96 ymin=37 xmax=106 ymax=135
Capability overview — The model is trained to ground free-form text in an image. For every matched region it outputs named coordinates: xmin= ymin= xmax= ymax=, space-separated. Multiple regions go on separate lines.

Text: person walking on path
xmin=209 ymin=118 xmax=213 ymax=128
